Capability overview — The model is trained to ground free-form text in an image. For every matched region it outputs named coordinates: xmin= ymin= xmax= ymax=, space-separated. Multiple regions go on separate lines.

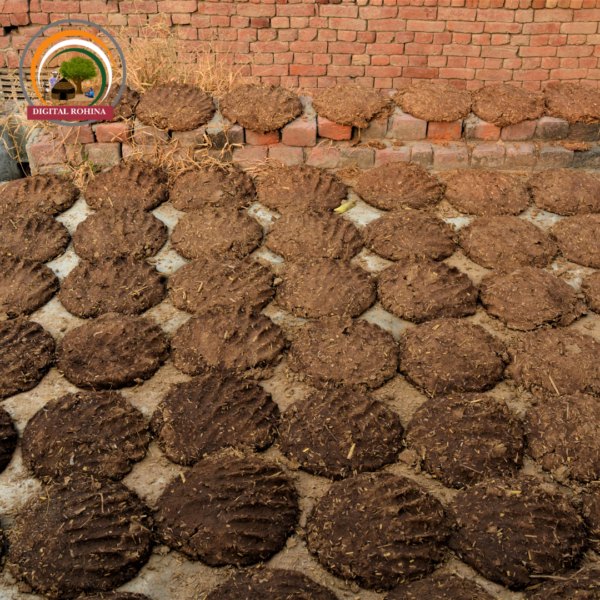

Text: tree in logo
xmin=59 ymin=56 xmax=97 ymax=95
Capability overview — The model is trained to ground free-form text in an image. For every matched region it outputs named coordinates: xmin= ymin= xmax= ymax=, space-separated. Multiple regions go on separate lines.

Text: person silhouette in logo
xmin=49 ymin=71 xmax=59 ymax=90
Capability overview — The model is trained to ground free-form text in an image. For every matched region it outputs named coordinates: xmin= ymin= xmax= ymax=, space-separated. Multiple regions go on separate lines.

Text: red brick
xmin=439 ymin=67 xmax=476 ymax=78
xmin=428 ymin=120 xmax=463 ymax=140
xmin=501 ymin=119 xmax=537 ymax=141
xmin=251 ymin=17 xmax=270 ymax=28
xmin=2 ymin=0 xmax=28 ymax=11
xmin=465 ymin=117 xmax=501 ymax=140
xmin=95 ymin=122 xmax=130 ymax=143
xmin=438 ymin=7 xmax=477 ymax=20
xmin=329 ymin=18 xmax=367 ymax=31
xmin=504 ymin=143 xmax=537 ymax=169
xmin=374 ymin=146 xmax=411 ymax=166
xmin=282 ymin=118 xmax=317 ymax=147
xmin=58 ymin=125 xmax=95 ymax=145
xmin=321 ymin=4 xmax=359 ymax=17
xmin=387 ymin=113 xmax=427 ymax=139
xmin=433 ymin=143 xmax=469 ymax=169
xmin=306 ymin=147 xmax=340 ymax=168
xmin=268 ymin=144 xmax=304 ymax=166
xmin=120 ymin=1 xmax=157 ymax=13
xmin=238 ymin=5 xmax=276 ymax=17
xmin=290 ymin=65 xmax=327 ymax=76
xmin=534 ymin=9 xmax=574 ymax=22
xmin=471 ymin=144 xmax=505 ymax=168
xmin=403 ymin=67 xmax=438 ymax=77
xmin=156 ymin=0 xmax=196 ymax=12
xmin=359 ymin=6 xmax=397 ymax=19
xmin=477 ymin=9 xmax=515 ymax=21
xmin=397 ymin=7 xmax=437 ymax=19
xmin=85 ymin=143 xmax=122 ymax=168
xmin=233 ymin=145 xmax=268 ymax=169
xmin=318 ymin=116 xmax=352 ymax=140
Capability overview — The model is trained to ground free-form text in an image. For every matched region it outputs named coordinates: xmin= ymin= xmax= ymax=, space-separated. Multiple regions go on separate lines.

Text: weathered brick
xmin=503 ymin=142 xmax=537 ymax=169
xmin=374 ymin=146 xmax=411 ymax=167
xmin=387 ymin=113 xmax=427 ymax=140
xmin=433 ymin=144 xmax=469 ymax=169
xmin=58 ymin=125 xmax=95 ymax=145
xmin=318 ymin=116 xmax=353 ymax=140
xmin=534 ymin=116 xmax=570 ymax=140
xmin=245 ymin=130 xmax=280 ymax=145
xmin=29 ymin=140 xmax=66 ymax=168
xmin=471 ymin=144 xmax=505 ymax=168
xmin=501 ymin=119 xmax=537 ymax=141
xmin=171 ymin=128 xmax=207 ymax=147
xmin=360 ymin=116 xmax=388 ymax=140
xmin=269 ymin=144 xmax=304 ymax=165
xmin=464 ymin=116 xmax=502 ymax=141
xmin=537 ymin=145 xmax=574 ymax=168
xmin=411 ymin=142 xmax=433 ymax=167
xmin=281 ymin=118 xmax=317 ymax=147
xmin=339 ymin=146 xmax=375 ymax=169
xmin=232 ymin=145 xmax=268 ymax=169
xmin=95 ymin=122 xmax=129 ymax=144
xmin=133 ymin=122 xmax=170 ymax=145
xmin=428 ymin=120 xmax=463 ymax=140
xmin=573 ymin=146 xmax=600 ymax=169
xmin=85 ymin=143 xmax=122 ymax=168
xmin=568 ymin=122 xmax=600 ymax=142
xmin=306 ymin=147 xmax=341 ymax=168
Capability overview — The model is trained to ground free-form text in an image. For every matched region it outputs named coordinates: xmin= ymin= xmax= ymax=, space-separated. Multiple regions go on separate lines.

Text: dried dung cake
xmin=7 ymin=479 xmax=153 ymax=599
xmin=545 ymin=82 xmax=600 ymax=124
xmin=406 ymin=393 xmax=524 ymax=488
xmin=449 ymin=476 xmax=586 ymax=589
xmin=459 ymin=216 xmax=558 ymax=271
xmin=479 ymin=267 xmax=586 ymax=330
xmin=443 ymin=170 xmax=529 ymax=216
xmin=275 ymin=259 xmax=376 ymax=319
xmin=59 ymin=256 xmax=165 ymax=318
xmin=0 ymin=213 xmax=70 ymax=263
xmin=22 ymin=391 xmax=150 ymax=482
xmin=102 ymin=83 xmax=140 ymax=120
xmin=84 ymin=595 xmax=153 ymax=600
xmin=312 ymin=84 xmax=392 ymax=128
xmin=151 ymin=372 xmax=279 ymax=465
xmin=171 ymin=307 xmax=284 ymax=375
xmin=386 ymin=571 xmax=495 ymax=600
xmin=168 ymin=256 xmax=274 ymax=315
xmin=265 ymin=210 xmax=363 ymax=260
xmin=155 ymin=450 xmax=298 ymax=565
xmin=171 ymin=208 xmax=263 ymax=260
xmin=583 ymin=271 xmax=600 ymax=313
xmin=73 ymin=206 xmax=168 ymax=261
xmin=526 ymin=567 xmax=600 ymax=599
xmin=136 ymin=83 xmax=215 ymax=131
xmin=0 ymin=319 xmax=54 ymax=399
xmin=507 ymin=328 xmax=600 ymax=396
xmin=377 ymin=258 xmax=477 ymax=323
xmin=399 ymin=318 xmax=507 ymax=396
xmin=0 ymin=407 xmax=17 ymax=473
xmin=582 ymin=489 xmax=600 ymax=553
xmin=288 ymin=316 xmax=399 ymax=390
xmin=307 ymin=472 xmax=450 ymax=591
xmin=85 ymin=161 xmax=169 ymax=211
xmin=363 ymin=211 xmax=456 ymax=262
xmin=529 ymin=169 xmax=600 ymax=216
xmin=278 ymin=387 xmax=404 ymax=479
xmin=170 ymin=167 xmax=255 ymax=211
xmin=471 ymin=84 xmax=545 ymax=127
xmin=220 ymin=83 xmax=303 ymax=133
xmin=355 ymin=163 xmax=443 ymax=211
xmin=57 ymin=313 xmax=169 ymax=390
xmin=393 ymin=81 xmax=472 ymax=122
xmin=257 ymin=165 xmax=347 ymax=214
xmin=552 ymin=215 xmax=600 ymax=268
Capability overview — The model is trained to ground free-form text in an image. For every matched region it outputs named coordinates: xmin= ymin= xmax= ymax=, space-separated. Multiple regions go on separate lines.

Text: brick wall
xmin=2 ymin=0 xmax=600 ymax=93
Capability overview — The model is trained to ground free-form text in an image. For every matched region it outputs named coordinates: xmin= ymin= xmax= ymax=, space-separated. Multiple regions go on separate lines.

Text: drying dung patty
xmin=399 ymin=318 xmax=507 ymax=396
xmin=171 ymin=208 xmax=263 ymax=260
xmin=583 ymin=271 xmax=600 ymax=313
xmin=471 ymin=84 xmax=545 ymax=127
xmin=393 ymin=81 xmax=472 ymax=122
xmin=278 ymin=387 xmax=404 ymax=479
xmin=275 ymin=259 xmax=376 ymax=319
xmin=449 ymin=476 xmax=586 ymax=589
xmin=168 ymin=256 xmax=274 ymax=315
xmin=0 ymin=319 xmax=54 ymax=399
xmin=151 ymin=372 xmax=279 ymax=466
xmin=257 ymin=165 xmax=347 ymax=214
xmin=57 ymin=313 xmax=169 ymax=390
xmin=7 ymin=479 xmax=153 ymax=599
xmin=526 ymin=568 xmax=600 ymax=600
xmin=545 ymin=82 xmax=600 ymax=124
xmin=288 ymin=316 xmax=399 ymax=390
xmin=507 ymin=328 xmax=600 ymax=396
xmin=307 ymin=472 xmax=450 ymax=591
xmin=552 ymin=214 xmax=600 ymax=268
xmin=355 ymin=163 xmax=443 ymax=211
xmin=73 ymin=206 xmax=168 ymax=261
xmin=385 ymin=571 xmax=495 ymax=600
xmin=0 ymin=407 xmax=17 ymax=474
xmin=155 ymin=450 xmax=299 ymax=565
xmin=59 ymin=256 xmax=165 ymax=318
xmin=582 ymin=489 xmax=600 ymax=553
xmin=363 ymin=211 xmax=456 ymax=262
xmin=377 ymin=258 xmax=477 ymax=323
xmin=170 ymin=167 xmax=255 ymax=211
xmin=443 ymin=170 xmax=530 ymax=216
xmin=459 ymin=216 xmax=558 ymax=271
xmin=85 ymin=161 xmax=169 ymax=211
xmin=102 ymin=83 xmax=140 ymax=120
xmin=22 ymin=391 xmax=150 ymax=482
xmin=479 ymin=267 xmax=586 ymax=330
xmin=529 ymin=169 xmax=600 ymax=216
xmin=406 ymin=393 xmax=524 ymax=489
xmin=136 ymin=83 xmax=215 ymax=131
xmin=220 ymin=83 xmax=303 ymax=133
xmin=312 ymin=84 xmax=391 ymax=128
xmin=265 ymin=210 xmax=363 ymax=260
xmin=171 ymin=307 xmax=284 ymax=375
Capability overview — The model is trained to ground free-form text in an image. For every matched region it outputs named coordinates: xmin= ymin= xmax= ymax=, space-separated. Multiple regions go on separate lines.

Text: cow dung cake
xmin=582 ymin=488 xmax=600 ymax=553
xmin=552 ymin=214 xmax=600 ymax=268
xmin=377 ymin=257 xmax=477 ymax=323
xmin=59 ymin=256 xmax=166 ymax=318
xmin=220 ymin=83 xmax=303 ymax=133
xmin=265 ymin=210 xmax=363 ymax=260
xmin=0 ymin=407 xmax=17 ymax=474
xmin=7 ymin=479 xmax=153 ymax=599
xmin=526 ymin=567 xmax=600 ymax=599
xmin=168 ymin=256 xmax=274 ymax=315
xmin=288 ymin=316 xmax=399 ymax=390
xmin=355 ymin=163 xmax=443 ymax=211
xmin=529 ymin=169 xmax=600 ymax=216
xmin=443 ymin=170 xmax=529 ymax=216
xmin=399 ymin=318 xmax=507 ymax=396
xmin=22 ymin=391 xmax=150 ymax=482
xmin=151 ymin=372 xmax=279 ymax=466
xmin=102 ymin=83 xmax=140 ymax=120
xmin=479 ymin=267 xmax=586 ymax=330
xmin=257 ymin=164 xmax=347 ymax=214
xmin=154 ymin=450 xmax=299 ymax=565
xmin=278 ymin=387 xmax=404 ymax=479
xmin=307 ymin=472 xmax=450 ymax=591
xmin=583 ymin=271 xmax=600 ymax=313
xmin=406 ymin=393 xmax=524 ymax=488
xmin=363 ymin=211 xmax=456 ymax=262
xmin=459 ymin=216 xmax=558 ymax=271
xmin=73 ymin=206 xmax=168 ymax=261
xmin=57 ymin=313 xmax=169 ymax=390
xmin=471 ymin=84 xmax=545 ymax=127
xmin=84 ymin=594 xmax=153 ymax=600
xmin=449 ymin=476 xmax=586 ymax=589
xmin=545 ymin=82 xmax=600 ymax=124
xmin=171 ymin=208 xmax=263 ymax=260
xmin=275 ymin=259 xmax=376 ymax=319
xmin=393 ymin=81 xmax=472 ymax=122
xmin=385 ymin=571 xmax=495 ymax=600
